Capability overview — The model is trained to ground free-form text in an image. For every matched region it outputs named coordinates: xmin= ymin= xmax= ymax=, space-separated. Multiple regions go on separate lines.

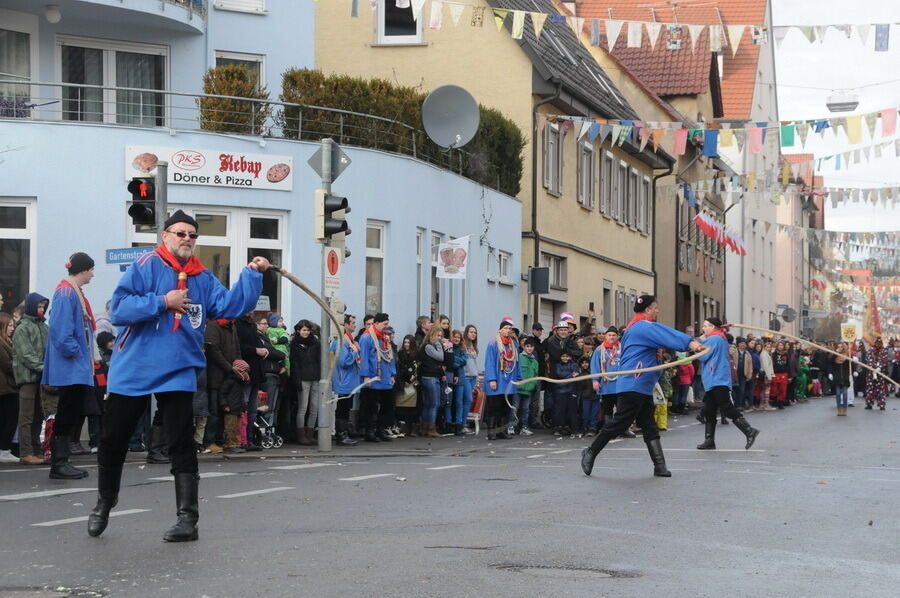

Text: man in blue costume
xmin=483 ymin=318 xmax=522 ymax=440
xmin=359 ymin=312 xmax=397 ymax=442
xmin=88 ymin=210 xmax=269 ymax=541
xmin=581 ymin=295 xmax=703 ymax=478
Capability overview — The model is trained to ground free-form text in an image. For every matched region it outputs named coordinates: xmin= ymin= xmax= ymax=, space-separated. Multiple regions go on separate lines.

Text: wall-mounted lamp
xmin=44 ymin=5 xmax=62 ymax=24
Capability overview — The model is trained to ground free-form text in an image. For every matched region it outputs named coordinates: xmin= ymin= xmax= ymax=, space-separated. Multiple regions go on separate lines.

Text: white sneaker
xmin=90 ymin=446 xmax=98 ymax=454
xmin=0 ymin=449 xmax=19 ymax=463
xmin=520 ymin=428 xmax=533 ymax=436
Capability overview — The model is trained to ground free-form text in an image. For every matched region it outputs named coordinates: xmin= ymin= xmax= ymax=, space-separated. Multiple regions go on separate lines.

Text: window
xmin=214 ymin=0 xmax=266 ymax=13
xmin=498 ymin=251 xmax=511 ymax=284
xmin=416 ymin=228 xmax=424 ymax=315
xmin=366 ymin=221 xmax=386 ymax=315
xmin=599 ymin=151 xmax=613 ymax=216
xmin=615 ymin=161 xmax=627 ymax=223
xmin=543 ymin=123 xmax=562 ymax=196
xmin=0 ymin=199 xmax=35 ymax=314
xmin=615 ymin=286 xmax=626 ymax=328
xmin=0 ymin=28 xmax=31 ymax=111
xmin=215 ymin=51 xmax=265 ymax=87
xmin=577 ymin=142 xmax=595 ymax=209
xmin=602 ymin=280 xmax=612 ymax=327
xmin=541 ymin=253 xmax=567 ymax=290
xmin=58 ymin=36 xmax=167 ymax=126
xmin=431 ymin=231 xmax=443 ymax=317
xmin=376 ymin=0 xmax=423 ymax=45
xmin=627 ymin=168 xmax=639 ymax=228
xmin=486 ymin=246 xmax=497 ymax=282
xmin=639 ymin=177 xmax=652 ymax=234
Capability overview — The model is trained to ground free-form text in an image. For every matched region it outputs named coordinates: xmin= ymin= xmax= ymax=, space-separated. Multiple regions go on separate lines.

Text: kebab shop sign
xmin=125 ymin=146 xmax=293 ymax=191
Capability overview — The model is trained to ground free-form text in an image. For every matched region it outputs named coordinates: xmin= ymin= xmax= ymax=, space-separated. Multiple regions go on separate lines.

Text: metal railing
xmin=0 ymin=80 xmax=510 ymax=193
xmin=166 ymin=0 xmax=207 ymax=18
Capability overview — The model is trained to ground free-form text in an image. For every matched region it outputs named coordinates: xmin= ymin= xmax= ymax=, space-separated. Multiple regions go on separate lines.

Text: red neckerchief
xmin=707 ymin=328 xmax=727 ymax=341
xmin=499 ymin=335 xmax=513 ymax=345
xmin=624 ymin=313 xmax=650 ymax=331
xmin=155 ymin=245 xmax=206 ymax=332
xmin=602 ymin=340 xmax=618 ymax=349
xmin=215 ymin=319 xmax=230 ymax=327
xmin=56 ymin=279 xmax=96 ymax=331
xmin=345 ymin=331 xmax=361 ymax=364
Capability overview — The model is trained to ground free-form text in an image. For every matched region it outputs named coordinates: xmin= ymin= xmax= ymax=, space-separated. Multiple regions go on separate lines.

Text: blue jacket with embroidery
xmin=359 ymin=332 xmax=396 ymax=390
xmin=697 ymin=334 xmax=732 ymax=391
xmin=107 ymin=252 xmax=261 ymax=396
xmin=483 ymin=339 xmax=522 ymax=396
xmin=43 ymin=283 xmax=95 ymax=387
xmin=615 ymin=320 xmax=693 ymax=396
xmin=330 ymin=337 xmax=361 ymax=395
xmin=590 ymin=344 xmax=619 ymax=396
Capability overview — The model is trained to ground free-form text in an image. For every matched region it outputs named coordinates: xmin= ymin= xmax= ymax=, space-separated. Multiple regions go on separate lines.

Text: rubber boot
xmin=697 ymin=420 xmax=717 ymax=450
xmin=146 ymin=425 xmax=170 ymax=464
xmin=581 ymin=431 xmax=613 ymax=476
xmin=335 ymin=420 xmax=358 ymax=446
xmin=163 ymin=473 xmax=199 ymax=542
xmin=88 ymin=463 xmax=122 ymax=537
xmin=298 ymin=427 xmax=314 ymax=446
xmin=49 ymin=435 xmax=89 ymax=480
xmin=732 ymin=416 xmax=759 ymax=450
xmin=646 ymin=438 xmax=671 ymax=477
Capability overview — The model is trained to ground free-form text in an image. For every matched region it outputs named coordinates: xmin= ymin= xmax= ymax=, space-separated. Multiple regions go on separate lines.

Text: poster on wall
xmin=436 ymin=236 xmax=470 ymax=280
xmin=125 ymin=146 xmax=293 ymax=191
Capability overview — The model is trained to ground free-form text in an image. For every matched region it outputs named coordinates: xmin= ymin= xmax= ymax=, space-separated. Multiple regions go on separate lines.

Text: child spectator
xmin=514 ymin=338 xmax=538 ymax=436
xmin=578 ymin=356 xmax=599 ymax=436
xmin=655 ymin=349 xmax=674 ymax=431
xmin=220 ymin=359 xmax=249 ymax=453
xmin=192 ymin=365 xmax=209 ymax=453
xmin=553 ymin=352 xmax=580 ymax=436
xmin=673 ymin=359 xmax=694 ymax=414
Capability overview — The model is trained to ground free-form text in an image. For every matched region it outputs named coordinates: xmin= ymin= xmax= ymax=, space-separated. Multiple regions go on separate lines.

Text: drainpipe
xmin=651 ymin=162 xmax=674 ymax=301
xmin=530 ymin=80 xmax=562 ymax=321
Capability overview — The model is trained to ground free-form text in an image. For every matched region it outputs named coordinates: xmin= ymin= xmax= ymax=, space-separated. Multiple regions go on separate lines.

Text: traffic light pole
xmin=317 ymin=139 xmax=335 ymax=452
xmin=155 ymin=161 xmax=168 ymax=245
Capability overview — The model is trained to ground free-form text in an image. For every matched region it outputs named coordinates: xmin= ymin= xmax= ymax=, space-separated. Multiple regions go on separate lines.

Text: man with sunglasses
xmin=88 ymin=210 xmax=270 ymax=543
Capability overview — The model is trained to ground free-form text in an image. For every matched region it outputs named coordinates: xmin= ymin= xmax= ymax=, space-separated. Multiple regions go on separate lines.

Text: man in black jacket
xmin=543 ymin=321 xmax=583 ymax=427
xmin=203 ymin=318 xmax=241 ymax=452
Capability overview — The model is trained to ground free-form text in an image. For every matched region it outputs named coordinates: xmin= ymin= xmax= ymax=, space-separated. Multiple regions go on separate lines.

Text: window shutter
xmin=214 ymin=0 xmax=266 ymax=13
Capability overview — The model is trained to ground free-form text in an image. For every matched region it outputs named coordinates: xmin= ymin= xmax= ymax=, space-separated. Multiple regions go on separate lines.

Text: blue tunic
xmin=697 ymin=334 xmax=732 ymax=391
xmin=359 ymin=332 xmax=396 ymax=390
xmin=483 ymin=339 xmax=522 ymax=396
xmin=615 ymin=320 xmax=693 ymax=396
xmin=107 ymin=252 xmax=262 ymax=396
xmin=330 ymin=337 xmax=361 ymax=395
xmin=43 ymin=283 xmax=95 ymax=387
xmin=590 ymin=344 xmax=619 ymax=396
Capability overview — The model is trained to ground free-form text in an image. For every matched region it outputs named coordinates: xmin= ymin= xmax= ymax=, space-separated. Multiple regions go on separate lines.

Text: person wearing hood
xmin=42 ymin=252 xmax=97 ymax=479
xmin=13 ymin=292 xmax=49 ymax=465
xmin=290 ymin=319 xmax=321 ymax=445
xmin=94 ymin=300 xmax=117 ymax=339
xmin=695 ymin=318 xmax=760 ymax=451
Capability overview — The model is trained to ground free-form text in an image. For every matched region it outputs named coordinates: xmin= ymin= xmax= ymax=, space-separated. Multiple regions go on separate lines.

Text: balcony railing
xmin=0 ymin=80 xmax=509 ymax=194
xmin=165 ymin=0 xmax=207 ymax=18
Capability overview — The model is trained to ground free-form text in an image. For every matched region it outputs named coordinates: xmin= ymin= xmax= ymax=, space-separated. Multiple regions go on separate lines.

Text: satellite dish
xmin=422 ymin=85 xmax=480 ymax=149
xmin=769 ymin=318 xmax=782 ymax=332
xmin=782 ymin=307 xmax=797 ymax=323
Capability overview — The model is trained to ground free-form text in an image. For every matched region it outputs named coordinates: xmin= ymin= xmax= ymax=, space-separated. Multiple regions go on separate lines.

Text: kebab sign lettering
xmin=126 ymin=146 xmax=293 ymax=191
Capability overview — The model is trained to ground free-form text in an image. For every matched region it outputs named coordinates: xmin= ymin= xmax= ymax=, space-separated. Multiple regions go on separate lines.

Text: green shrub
xmin=278 ymin=68 xmax=523 ymax=196
xmin=198 ymin=65 xmax=270 ymax=134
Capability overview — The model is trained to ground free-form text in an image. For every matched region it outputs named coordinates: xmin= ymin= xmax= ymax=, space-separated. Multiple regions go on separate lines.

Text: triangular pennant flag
xmin=639 ymin=127 xmax=652 ymax=152
xmin=617 ymin=125 xmax=632 ymax=146
xmin=688 ymin=24 xmax=705 ymax=53
xmin=720 ymin=128 xmax=734 ymax=147
xmin=734 ymin=129 xmax=747 ymax=153
xmin=590 ymin=18 xmax=600 ymax=46
xmin=796 ymin=121 xmax=810 ymax=147
xmin=780 ymin=124 xmax=795 ymax=147
xmin=774 ymin=27 xmax=789 ymax=48
xmin=411 ymin=0 xmax=426 ymax=21
xmin=875 ymin=143 xmax=884 ymax=159
xmin=511 ymin=9 xmax=525 ymax=39
xmin=727 ymin=25 xmax=745 ymax=57
xmin=854 ymin=149 xmax=861 ymax=163
xmin=588 ymin=123 xmax=600 ymax=143
xmin=578 ymin=120 xmax=591 ymax=140
xmin=749 ymin=127 xmax=764 ymax=154
xmin=864 ymin=112 xmax=878 ymax=139
xmin=856 ymin=24 xmax=871 ymax=46
xmin=815 ymin=25 xmax=828 ymax=43
xmin=449 ymin=2 xmax=465 ymax=26
xmin=627 ymin=21 xmax=642 ymax=47
xmin=798 ymin=26 xmax=816 ymax=43
xmin=881 ymin=108 xmax=897 ymax=137
xmin=708 ymin=25 xmax=723 ymax=52
xmin=782 ymin=165 xmax=790 ymax=185
xmin=492 ymin=8 xmax=508 ymax=32
xmin=846 ymin=115 xmax=862 ymax=144
xmin=429 ymin=0 xmax=443 ymax=30
xmin=597 ymin=124 xmax=612 ymax=144
xmin=674 ymin=128 xmax=688 ymax=155
xmin=646 ymin=22 xmax=663 ymax=50
xmin=605 ymin=19 xmax=624 ymax=49
xmin=875 ymin=23 xmax=890 ymax=51
xmin=863 ymin=146 xmax=871 ymax=161
xmin=652 ymin=128 xmax=663 ymax=152
xmin=531 ymin=12 xmax=547 ymax=38
xmin=569 ymin=16 xmax=585 ymax=39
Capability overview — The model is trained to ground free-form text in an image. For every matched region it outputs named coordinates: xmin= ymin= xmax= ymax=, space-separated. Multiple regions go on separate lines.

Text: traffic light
xmin=127 ymin=177 xmax=156 ymax=226
xmin=314 ymin=189 xmax=351 ymax=244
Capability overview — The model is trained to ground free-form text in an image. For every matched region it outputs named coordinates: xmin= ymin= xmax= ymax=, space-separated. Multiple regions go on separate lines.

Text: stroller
xmin=254 ymin=390 xmax=284 ymax=449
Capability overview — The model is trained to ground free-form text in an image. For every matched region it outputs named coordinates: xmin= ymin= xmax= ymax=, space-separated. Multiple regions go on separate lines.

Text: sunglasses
xmin=166 ymin=230 xmax=199 ymax=240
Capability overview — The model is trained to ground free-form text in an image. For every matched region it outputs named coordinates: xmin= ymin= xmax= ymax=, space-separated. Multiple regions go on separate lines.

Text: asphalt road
xmin=1 ymin=396 xmax=899 ymax=598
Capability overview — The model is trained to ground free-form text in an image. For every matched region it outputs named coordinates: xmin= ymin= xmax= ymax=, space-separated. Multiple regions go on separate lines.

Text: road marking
xmin=0 ymin=487 xmax=94 ymax=501
xmin=148 ymin=472 xmax=236 ymax=481
xmin=525 ymin=454 xmax=546 ymax=459
xmin=427 ymin=465 xmax=465 ymax=470
xmin=550 ymin=449 xmax=576 ymax=454
xmin=724 ymin=470 xmax=775 ymax=476
xmin=605 ymin=448 xmax=764 ymax=452
xmin=668 ymin=468 xmax=703 ymax=472
xmin=31 ymin=509 xmax=150 ymax=527
xmin=0 ymin=467 xmax=50 ymax=473
xmin=725 ymin=459 xmax=770 ymax=464
xmin=858 ymin=466 xmax=900 ymax=471
xmin=669 ymin=458 xmax=708 ymax=462
xmin=268 ymin=463 xmax=333 ymax=471
xmin=217 ymin=486 xmax=295 ymax=499
xmin=867 ymin=478 xmax=900 ymax=482
xmin=526 ymin=465 xmax=565 ymax=468
xmin=339 ymin=473 xmax=395 ymax=481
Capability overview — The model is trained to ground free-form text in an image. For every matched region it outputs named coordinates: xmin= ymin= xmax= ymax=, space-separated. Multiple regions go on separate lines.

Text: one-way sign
xmin=307 ymin=141 xmax=351 ymax=183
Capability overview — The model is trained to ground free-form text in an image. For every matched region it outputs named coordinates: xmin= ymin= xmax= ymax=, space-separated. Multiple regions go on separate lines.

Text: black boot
xmin=581 ymin=432 xmax=613 ymax=476
xmin=732 ymin=416 xmax=760 ymax=450
xmin=335 ymin=420 xmax=358 ymax=446
xmin=49 ymin=436 xmax=89 ymax=480
xmin=88 ymin=463 xmax=122 ymax=537
xmin=163 ymin=473 xmax=199 ymax=542
xmin=146 ymin=426 xmax=170 ymax=464
xmin=697 ymin=420 xmax=717 ymax=450
xmin=646 ymin=438 xmax=671 ymax=477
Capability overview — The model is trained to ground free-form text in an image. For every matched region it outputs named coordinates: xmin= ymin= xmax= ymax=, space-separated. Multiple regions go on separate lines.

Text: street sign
xmin=776 ymin=304 xmax=789 ymax=310
xmin=106 ymin=247 xmax=153 ymax=265
xmin=806 ymin=309 xmax=829 ymax=319
xmin=782 ymin=307 xmax=797 ymax=323
xmin=323 ymin=246 xmax=341 ymax=298
xmin=307 ymin=143 xmax=351 ymax=182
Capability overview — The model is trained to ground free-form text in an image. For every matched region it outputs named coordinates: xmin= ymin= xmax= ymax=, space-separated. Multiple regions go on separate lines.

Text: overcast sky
xmin=773 ymin=0 xmax=900 ymax=232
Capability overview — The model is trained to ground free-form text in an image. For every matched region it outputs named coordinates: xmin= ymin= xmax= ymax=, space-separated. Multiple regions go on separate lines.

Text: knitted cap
xmin=66 ymin=252 xmax=95 ymax=275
